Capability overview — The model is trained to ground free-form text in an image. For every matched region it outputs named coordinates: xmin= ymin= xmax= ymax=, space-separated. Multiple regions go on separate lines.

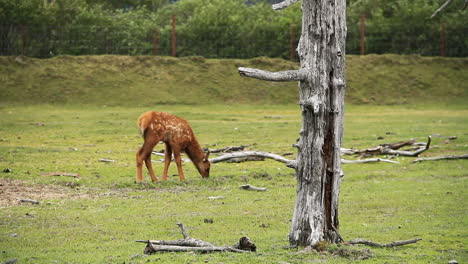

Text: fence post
xmin=440 ymin=21 xmax=446 ymax=57
xmin=153 ymin=26 xmax=159 ymax=56
xmin=172 ymin=15 xmax=177 ymax=57
xmin=290 ymin=24 xmax=295 ymax=61
xmin=21 ymin=24 xmax=26 ymax=56
xmin=360 ymin=13 xmax=365 ymax=55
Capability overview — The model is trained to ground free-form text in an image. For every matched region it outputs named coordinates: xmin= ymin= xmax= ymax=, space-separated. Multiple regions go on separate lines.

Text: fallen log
xmin=347 ymin=238 xmax=422 ymax=247
xmin=138 ymin=223 xmax=256 ymax=254
xmin=412 ymin=154 xmax=468 ymax=163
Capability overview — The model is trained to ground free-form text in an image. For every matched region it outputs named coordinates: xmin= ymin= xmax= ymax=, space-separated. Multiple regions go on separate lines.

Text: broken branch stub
xmin=238 ymin=67 xmax=307 ymax=82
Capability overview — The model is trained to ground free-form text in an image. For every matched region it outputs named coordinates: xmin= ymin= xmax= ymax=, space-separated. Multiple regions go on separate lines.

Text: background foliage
xmin=0 ymin=0 xmax=467 ymax=58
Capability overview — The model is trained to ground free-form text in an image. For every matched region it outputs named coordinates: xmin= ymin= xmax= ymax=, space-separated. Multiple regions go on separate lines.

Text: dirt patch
xmin=0 ymin=178 xmax=97 ymax=207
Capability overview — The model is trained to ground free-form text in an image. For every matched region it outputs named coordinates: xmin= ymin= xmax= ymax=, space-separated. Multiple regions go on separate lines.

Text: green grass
xmin=0 ymin=103 xmax=466 ymax=263
xmin=1 ymin=54 xmax=467 ymax=106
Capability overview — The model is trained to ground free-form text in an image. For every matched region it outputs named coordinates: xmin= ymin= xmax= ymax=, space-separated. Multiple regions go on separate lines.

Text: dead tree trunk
xmin=238 ymin=0 xmax=346 ymax=247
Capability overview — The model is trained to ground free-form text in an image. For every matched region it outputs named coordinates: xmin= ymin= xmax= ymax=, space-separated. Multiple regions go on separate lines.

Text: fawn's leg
xmin=172 ymin=148 xmax=186 ymax=181
xmin=136 ymin=136 xmax=159 ymax=183
xmin=145 ymin=151 xmax=158 ymax=182
xmin=162 ymin=144 xmax=172 ymax=181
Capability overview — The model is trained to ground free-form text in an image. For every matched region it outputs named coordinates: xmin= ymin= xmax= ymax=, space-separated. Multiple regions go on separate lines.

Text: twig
xmin=208 ymin=196 xmax=225 ymax=200
xmin=19 ymin=199 xmax=40 ymax=205
xmin=240 ymin=184 xmax=267 ymax=192
xmin=40 ymin=172 xmax=80 ymax=178
xmin=347 ymin=238 xmax=422 ymax=247
xmin=412 ymin=154 xmax=468 ymax=163
xmin=99 ymin=158 xmax=114 ymax=163
xmin=342 ymin=158 xmax=399 ymax=164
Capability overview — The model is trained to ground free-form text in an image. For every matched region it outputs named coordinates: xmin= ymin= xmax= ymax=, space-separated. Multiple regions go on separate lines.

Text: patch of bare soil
xmin=0 ymin=178 xmax=98 ymax=207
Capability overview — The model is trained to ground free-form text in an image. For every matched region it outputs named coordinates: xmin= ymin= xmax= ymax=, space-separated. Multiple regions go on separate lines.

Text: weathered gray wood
xmin=412 ymin=154 xmax=468 ymax=163
xmin=19 ymin=199 xmax=40 ymax=205
xmin=209 ymin=151 xmax=297 ymax=168
xmin=98 ymin=158 xmax=114 ymax=163
xmin=144 ymin=244 xmax=249 ymax=253
xmin=237 ymin=0 xmax=347 ymax=247
xmin=139 ymin=224 xmax=255 ymax=254
xmin=341 ymin=137 xmax=431 ymax=157
xmin=272 ymin=0 xmax=299 ymax=10
xmin=341 ymin=158 xmax=399 ymax=164
xmin=207 ymin=145 xmax=247 ymax=153
xmin=348 ymin=238 xmax=422 ymax=247
xmin=238 ymin=67 xmax=307 ymax=82
xmin=240 ymin=184 xmax=267 ymax=192
xmin=287 ymin=0 xmax=347 ymax=247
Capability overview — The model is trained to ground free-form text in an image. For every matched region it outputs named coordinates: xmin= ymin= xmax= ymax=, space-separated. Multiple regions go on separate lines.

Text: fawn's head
xmin=199 ymin=151 xmax=211 ymax=178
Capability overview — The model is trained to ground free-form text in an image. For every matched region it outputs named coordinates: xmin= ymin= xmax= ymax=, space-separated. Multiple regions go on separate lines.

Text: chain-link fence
xmin=1 ymin=20 xmax=466 ymax=59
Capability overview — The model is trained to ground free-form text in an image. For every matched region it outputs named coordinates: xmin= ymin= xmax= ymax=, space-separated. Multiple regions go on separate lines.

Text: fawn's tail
xmin=137 ymin=111 xmax=153 ymax=138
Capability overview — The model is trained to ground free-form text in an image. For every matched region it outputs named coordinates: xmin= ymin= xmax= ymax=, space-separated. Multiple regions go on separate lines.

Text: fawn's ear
xmin=204 ymin=151 xmax=210 ymax=161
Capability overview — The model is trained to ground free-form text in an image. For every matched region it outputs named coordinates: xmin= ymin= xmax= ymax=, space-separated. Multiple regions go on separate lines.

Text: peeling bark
xmin=237 ymin=0 xmax=346 ymax=247
xmin=288 ymin=0 xmax=347 ymax=247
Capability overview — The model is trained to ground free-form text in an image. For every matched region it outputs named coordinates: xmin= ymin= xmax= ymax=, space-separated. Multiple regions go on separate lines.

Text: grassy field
xmin=0 ymin=103 xmax=467 ymax=263
xmin=1 ymin=55 xmax=467 ymax=106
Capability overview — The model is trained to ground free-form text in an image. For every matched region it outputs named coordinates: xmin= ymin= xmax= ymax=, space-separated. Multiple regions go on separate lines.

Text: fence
xmin=1 ymin=16 xmax=466 ymax=59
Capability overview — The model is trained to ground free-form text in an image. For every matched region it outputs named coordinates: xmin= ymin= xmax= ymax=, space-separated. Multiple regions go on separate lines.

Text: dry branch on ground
xmin=138 ymin=223 xmax=256 ymax=254
xmin=342 ymin=137 xmax=431 ymax=158
xmin=412 ymin=154 xmax=468 ymax=163
xmin=347 ymin=238 xmax=422 ymax=247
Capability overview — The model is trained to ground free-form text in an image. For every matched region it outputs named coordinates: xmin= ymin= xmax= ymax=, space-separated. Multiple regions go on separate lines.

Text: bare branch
xmin=145 ymin=244 xmax=249 ymax=253
xmin=272 ymin=0 xmax=300 ymax=10
xmin=209 ymin=151 xmax=297 ymax=169
xmin=412 ymin=154 xmax=468 ymax=163
xmin=40 ymin=172 xmax=80 ymax=178
xmin=139 ymin=223 xmax=255 ymax=254
xmin=238 ymin=67 xmax=307 ymax=82
xmin=383 ymin=136 xmax=431 ymax=157
xmin=348 ymin=238 xmax=422 ymax=247
xmin=431 ymin=0 xmax=454 ymax=18
xmin=342 ymin=137 xmax=431 ymax=158
xmin=342 ymin=158 xmax=399 ymax=164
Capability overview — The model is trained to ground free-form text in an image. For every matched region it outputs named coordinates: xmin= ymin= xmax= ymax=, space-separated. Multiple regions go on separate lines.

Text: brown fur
xmin=136 ymin=111 xmax=210 ymax=182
